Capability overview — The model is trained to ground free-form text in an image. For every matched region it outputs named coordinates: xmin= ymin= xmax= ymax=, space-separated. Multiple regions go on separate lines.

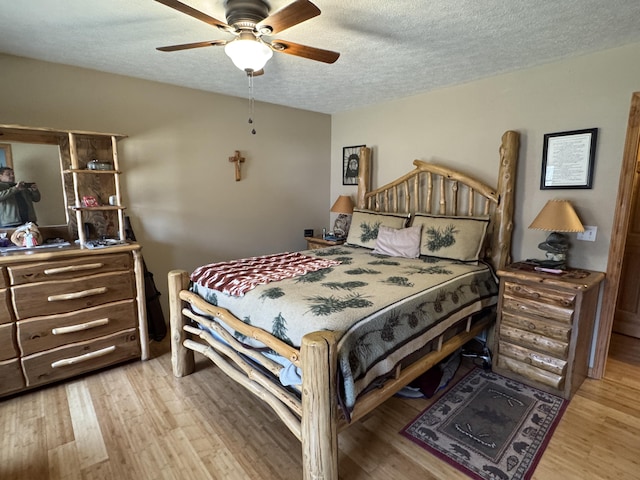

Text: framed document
xmin=541 ymin=128 xmax=598 ymax=189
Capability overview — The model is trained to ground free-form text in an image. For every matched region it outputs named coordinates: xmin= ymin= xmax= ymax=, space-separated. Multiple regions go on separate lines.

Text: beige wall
xmin=332 ymin=42 xmax=640 ymax=274
xmin=331 ymin=42 xmax=640 ymax=365
xmin=0 ymin=53 xmax=332 ymax=313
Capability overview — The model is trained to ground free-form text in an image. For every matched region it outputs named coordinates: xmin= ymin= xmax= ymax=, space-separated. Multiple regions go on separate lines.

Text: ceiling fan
xmin=154 ymin=0 xmax=340 ymax=74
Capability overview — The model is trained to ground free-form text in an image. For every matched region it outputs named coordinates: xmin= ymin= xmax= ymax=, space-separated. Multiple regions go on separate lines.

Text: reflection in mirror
xmin=7 ymin=142 xmax=67 ymax=226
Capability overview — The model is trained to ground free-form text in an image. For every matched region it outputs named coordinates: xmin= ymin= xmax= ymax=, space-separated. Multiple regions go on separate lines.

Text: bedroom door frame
xmin=591 ymin=91 xmax=640 ymax=378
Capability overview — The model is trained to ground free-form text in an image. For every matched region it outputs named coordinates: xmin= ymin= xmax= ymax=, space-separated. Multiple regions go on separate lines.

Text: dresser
xmin=494 ymin=263 xmax=604 ymax=399
xmin=0 ymin=244 xmax=147 ymax=397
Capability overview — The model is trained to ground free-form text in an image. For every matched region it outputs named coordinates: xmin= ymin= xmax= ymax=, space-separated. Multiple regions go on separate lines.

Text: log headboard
xmin=356 ymin=130 xmax=520 ymax=271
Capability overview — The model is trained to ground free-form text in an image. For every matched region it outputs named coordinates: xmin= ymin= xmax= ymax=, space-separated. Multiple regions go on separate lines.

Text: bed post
xmin=491 ymin=130 xmax=519 ymax=270
xmin=168 ymin=270 xmax=195 ymax=377
xmin=356 ymin=147 xmax=372 ymax=209
xmin=300 ymin=331 xmax=339 ymax=480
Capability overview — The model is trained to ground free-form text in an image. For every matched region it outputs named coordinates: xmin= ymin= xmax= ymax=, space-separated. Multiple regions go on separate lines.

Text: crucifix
xmin=228 ymin=150 xmax=245 ymax=181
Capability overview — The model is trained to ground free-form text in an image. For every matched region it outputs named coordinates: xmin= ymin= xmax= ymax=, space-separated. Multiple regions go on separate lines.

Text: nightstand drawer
xmin=496 ymin=355 xmax=565 ymax=391
xmin=12 ymin=271 xmax=135 ymax=320
xmin=502 ymin=292 xmax=574 ymax=324
xmin=499 ymin=324 xmax=569 ymax=358
xmin=17 ymin=299 xmax=137 ymax=356
xmin=503 ymin=281 xmax=576 ymax=308
xmin=500 ymin=311 xmax=572 ymax=342
xmin=498 ymin=341 xmax=567 ymax=376
xmin=21 ymin=328 xmax=140 ymax=387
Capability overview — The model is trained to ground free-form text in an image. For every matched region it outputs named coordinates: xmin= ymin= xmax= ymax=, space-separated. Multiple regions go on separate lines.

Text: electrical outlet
xmin=576 ymin=225 xmax=597 ymax=242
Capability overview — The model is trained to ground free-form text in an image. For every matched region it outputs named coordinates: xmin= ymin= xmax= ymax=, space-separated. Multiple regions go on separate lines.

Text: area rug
xmin=401 ymin=368 xmax=567 ymax=480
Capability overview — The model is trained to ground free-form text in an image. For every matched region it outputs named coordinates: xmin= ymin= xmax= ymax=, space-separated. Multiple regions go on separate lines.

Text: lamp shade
xmin=529 ymin=200 xmax=585 ymax=232
xmin=224 ymin=35 xmax=273 ymax=72
xmin=330 ymin=195 xmax=354 ymax=214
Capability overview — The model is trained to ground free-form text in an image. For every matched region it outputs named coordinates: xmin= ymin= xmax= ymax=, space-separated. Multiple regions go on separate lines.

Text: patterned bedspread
xmin=189 ymin=245 xmax=498 ymax=410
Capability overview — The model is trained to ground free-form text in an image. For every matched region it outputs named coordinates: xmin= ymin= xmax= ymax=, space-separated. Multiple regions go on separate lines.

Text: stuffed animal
xmin=10 ymin=222 xmax=43 ymax=247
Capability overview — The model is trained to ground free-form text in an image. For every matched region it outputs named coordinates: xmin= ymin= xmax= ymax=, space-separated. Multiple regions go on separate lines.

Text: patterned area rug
xmin=401 ymin=368 xmax=567 ymax=480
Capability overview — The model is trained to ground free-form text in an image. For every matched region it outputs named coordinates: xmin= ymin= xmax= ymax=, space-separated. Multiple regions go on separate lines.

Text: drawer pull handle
xmin=52 ymin=318 xmax=109 ymax=335
xmin=51 ymin=345 xmax=116 ymax=368
xmin=44 ymin=263 xmax=105 ymax=275
xmin=48 ymin=287 xmax=108 ymax=302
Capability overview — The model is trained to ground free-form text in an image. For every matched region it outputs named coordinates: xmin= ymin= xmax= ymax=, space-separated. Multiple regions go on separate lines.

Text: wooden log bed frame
xmin=168 ymin=130 xmax=520 ymax=480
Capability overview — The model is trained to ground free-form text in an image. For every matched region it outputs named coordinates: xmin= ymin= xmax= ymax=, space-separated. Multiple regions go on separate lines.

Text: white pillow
xmin=372 ymin=225 xmax=422 ymax=258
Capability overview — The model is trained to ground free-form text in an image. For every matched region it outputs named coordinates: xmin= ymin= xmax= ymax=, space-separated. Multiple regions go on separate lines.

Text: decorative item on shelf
xmin=10 ymin=222 xmax=42 ymax=247
xmin=330 ymin=195 xmax=354 ymax=238
xmin=528 ymin=199 xmax=584 ymax=270
xmin=87 ymin=159 xmax=113 ymax=171
xmin=82 ymin=195 xmax=100 ymax=207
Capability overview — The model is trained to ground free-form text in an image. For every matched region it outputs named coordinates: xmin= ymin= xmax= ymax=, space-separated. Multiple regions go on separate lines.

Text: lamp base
xmin=333 ymin=214 xmax=352 ymax=239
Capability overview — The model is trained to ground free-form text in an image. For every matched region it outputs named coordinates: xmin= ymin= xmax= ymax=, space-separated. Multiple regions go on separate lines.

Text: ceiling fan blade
xmin=271 ymin=40 xmax=339 ymax=64
xmin=256 ymin=0 xmax=320 ymax=35
xmin=157 ymin=40 xmax=227 ymax=52
xmin=154 ymin=0 xmax=231 ymax=31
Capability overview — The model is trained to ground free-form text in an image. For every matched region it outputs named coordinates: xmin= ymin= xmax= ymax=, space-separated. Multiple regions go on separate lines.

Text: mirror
xmin=4 ymin=142 xmax=67 ymax=226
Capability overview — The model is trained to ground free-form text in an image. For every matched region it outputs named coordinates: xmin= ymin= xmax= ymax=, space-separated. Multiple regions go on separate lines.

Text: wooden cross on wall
xmin=229 ymin=150 xmax=245 ymax=182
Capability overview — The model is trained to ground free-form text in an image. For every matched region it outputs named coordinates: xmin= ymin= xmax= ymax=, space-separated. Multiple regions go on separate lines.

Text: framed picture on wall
xmin=342 ymin=145 xmax=365 ymax=185
xmin=0 ymin=144 xmax=13 ymax=169
xmin=541 ymin=128 xmax=598 ymax=189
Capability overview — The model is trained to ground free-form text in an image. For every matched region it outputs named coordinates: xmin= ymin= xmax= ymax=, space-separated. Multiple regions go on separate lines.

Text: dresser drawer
xmin=17 ymin=299 xmax=138 ymax=356
xmin=0 ymin=289 xmax=13 ymax=325
xmin=7 ymin=253 xmax=132 ymax=285
xmin=21 ymin=328 xmax=140 ymax=387
xmin=0 ymin=358 xmax=25 ymax=396
xmin=0 ymin=267 xmax=7 ymax=289
xmin=0 ymin=323 xmax=18 ymax=361
xmin=12 ymin=271 xmax=135 ymax=320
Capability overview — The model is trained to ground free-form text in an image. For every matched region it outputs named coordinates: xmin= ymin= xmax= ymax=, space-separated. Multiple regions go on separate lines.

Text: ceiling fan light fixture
xmin=224 ymin=36 xmax=273 ymax=73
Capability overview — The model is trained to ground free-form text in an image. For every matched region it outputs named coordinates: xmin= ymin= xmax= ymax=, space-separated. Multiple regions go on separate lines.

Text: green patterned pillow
xmin=346 ymin=209 xmax=410 ymax=249
xmin=410 ymin=214 xmax=489 ymax=261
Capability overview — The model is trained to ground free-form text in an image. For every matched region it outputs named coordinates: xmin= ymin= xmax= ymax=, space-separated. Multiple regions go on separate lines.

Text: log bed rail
xmin=168 ymin=130 xmax=520 ymax=480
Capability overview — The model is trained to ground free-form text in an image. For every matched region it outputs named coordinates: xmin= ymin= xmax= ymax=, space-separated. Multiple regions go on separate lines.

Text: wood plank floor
xmin=2 ymin=333 xmax=639 ymax=480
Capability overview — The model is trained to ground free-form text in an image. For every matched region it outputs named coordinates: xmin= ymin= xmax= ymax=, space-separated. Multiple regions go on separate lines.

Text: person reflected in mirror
xmin=0 ymin=167 xmax=41 ymax=227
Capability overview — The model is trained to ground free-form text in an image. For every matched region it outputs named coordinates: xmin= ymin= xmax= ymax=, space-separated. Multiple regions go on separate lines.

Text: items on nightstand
xmin=527 ymin=199 xmax=584 ymax=270
xmin=305 ymin=235 xmax=345 ymax=250
xmin=330 ymin=195 xmax=354 ymax=238
xmin=493 ymin=262 xmax=604 ymax=399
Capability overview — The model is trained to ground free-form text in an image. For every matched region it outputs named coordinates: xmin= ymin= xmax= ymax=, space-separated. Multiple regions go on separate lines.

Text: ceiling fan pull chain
xmin=247 ymin=72 xmax=257 ymax=135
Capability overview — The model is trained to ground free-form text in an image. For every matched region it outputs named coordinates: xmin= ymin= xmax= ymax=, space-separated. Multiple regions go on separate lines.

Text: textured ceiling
xmin=1 ymin=0 xmax=640 ymax=114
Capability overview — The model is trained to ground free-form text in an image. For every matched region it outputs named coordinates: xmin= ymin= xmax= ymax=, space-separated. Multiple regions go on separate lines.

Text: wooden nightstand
xmin=305 ymin=236 xmax=346 ymax=250
xmin=493 ymin=262 xmax=605 ymax=399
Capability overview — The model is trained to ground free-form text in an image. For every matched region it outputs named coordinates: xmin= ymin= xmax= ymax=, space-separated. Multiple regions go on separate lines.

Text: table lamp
xmin=528 ymin=199 xmax=584 ymax=270
xmin=330 ymin=195 xmax=354 ymax=238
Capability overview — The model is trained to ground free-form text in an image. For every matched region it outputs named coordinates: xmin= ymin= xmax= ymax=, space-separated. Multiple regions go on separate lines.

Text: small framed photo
xmin=0 ymin=144 xmax=13 ymax=168
xmin=541 ymin=128 xmax=598 ymax=189
xmin=342 ymin=145 xmax=365 ymax=185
